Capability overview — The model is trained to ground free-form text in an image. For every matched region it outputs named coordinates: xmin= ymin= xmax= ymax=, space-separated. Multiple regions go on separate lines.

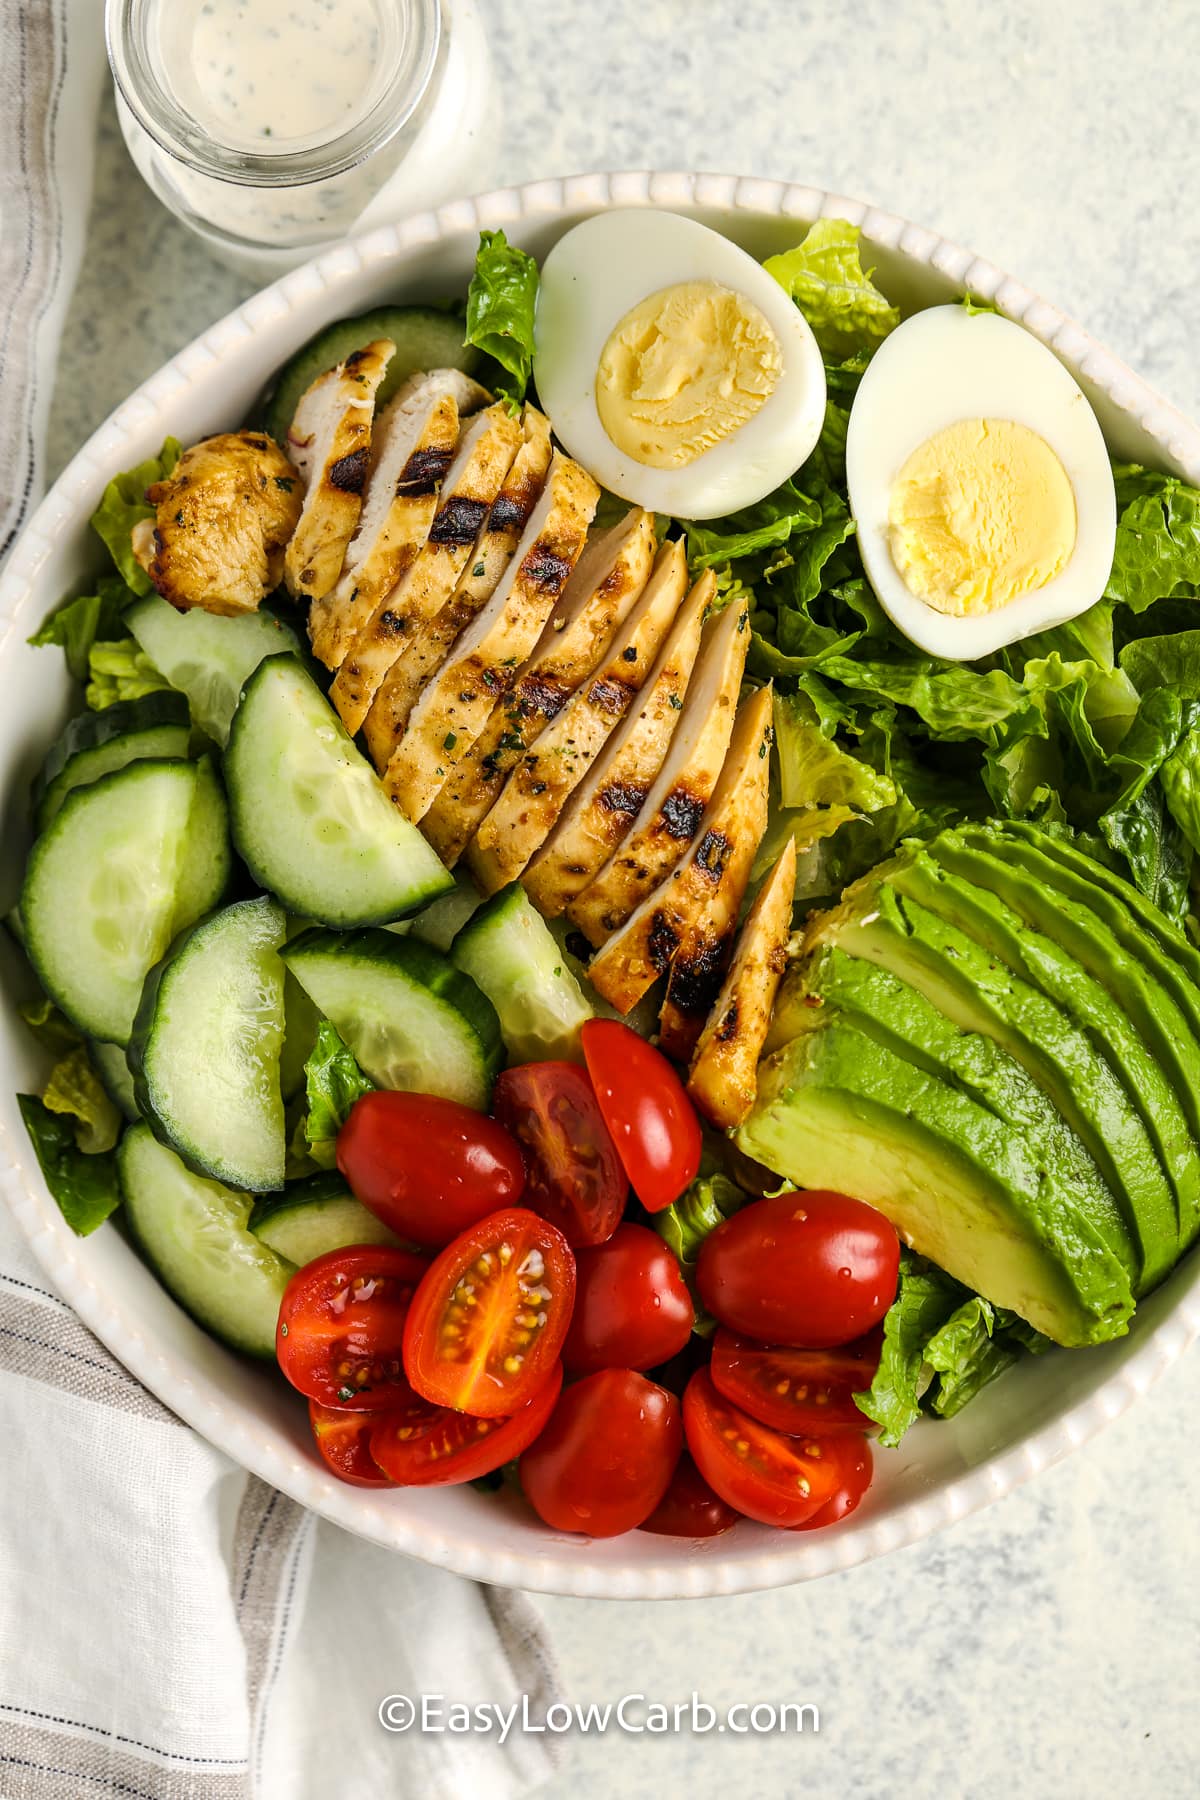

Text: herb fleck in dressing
xmin=168 ymin=0 xmax=385 ymax=152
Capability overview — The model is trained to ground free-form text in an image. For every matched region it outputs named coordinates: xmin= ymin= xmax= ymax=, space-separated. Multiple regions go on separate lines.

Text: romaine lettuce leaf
xmin=27 ymin=572 xmax=136 ymax=683
xmin=654 ymin=1171 xmax=750 ymax=1337
xmin=686 ymin=478 xmax=822 ymax=569
xmin=17 ymin=1095 xmax=121 ymax=1236
xmin=763 ymin=219 xmax=900 ymax=359
xmin=772 ymin=690 xmax=896 ymax=811
xmin=463 ymin=229 xmax=539 ymax=408
xmin=1105 ymin=467 xmax=1200 ymax=614
xmin=298 ymin=1021 xmax=374 ymax=1170
xmin=923 ymin=1296 xmax=1020 ymax=1419
xmin=85 ymin=637 xmax=170 ymax=711
xmin=90 ymin=439 xmax=181 ymax=593
xmin=853 ymin=1250 xmax=963 ymax=1445
xmin=42 ymin=1045 xmax=121 ymax=1155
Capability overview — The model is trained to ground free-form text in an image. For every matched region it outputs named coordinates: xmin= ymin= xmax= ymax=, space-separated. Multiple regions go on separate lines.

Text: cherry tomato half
xmin=308 ymin=1400 xmax=397 ymax=1487
xmin=337 ymin=1091 xmax=526 ymax=1247
xmin=520 ymin=1368 xmax=682 ymax=1537
xmin=492 ymin=1061 xmax=627 ymax=1247
xmin=639 ymin=1452 xmax=740 ymax=1538
xmin=402 ymin=1207 xmax=576 ymax=1417
xmin=790 ymin=1438 xmax=873 ymax=1530
xmin=710 ymin=1328 xmax=882 ymax=1435
xmin=696 ymin=1191 xmax=900 ymax=1348
xmin=277 ymin=1246 xmax=430 ymax=1410
xmin=563 ymin=1223 xmax=694 ymax=1374
xmin=370 ymin=1364 xmax=563 ymax=1486
xmin=581 ymin=1019 xmax=701 ymax=1212
xmin=683 ymin=1369 xmax=844 ymax=1527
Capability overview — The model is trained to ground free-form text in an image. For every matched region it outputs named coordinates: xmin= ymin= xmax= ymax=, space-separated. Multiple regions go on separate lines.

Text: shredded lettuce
xmin=296 ymin=1021 xmax=374 ymax=1170
xmin=85 ymin=637 xmax=169 ymax=711
xmin=17 ymin=1096 xmax=121 ymax=1236
xmin=764 ymin=219 xmax=901 ymax=359
xmin=1106 ymin=466 xmax=1200 ymax=614
xmin=90 ymin=439 xmax=181 ymax=593
xmin=463 ymin=230 xmax=539 ymax=409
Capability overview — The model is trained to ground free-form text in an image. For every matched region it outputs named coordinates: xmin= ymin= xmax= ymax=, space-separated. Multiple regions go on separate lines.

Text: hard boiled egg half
xmin=846 ymin=305 xmax=1117 ymax=660
xmin=533 ymin=210 xmax=827 ymax=519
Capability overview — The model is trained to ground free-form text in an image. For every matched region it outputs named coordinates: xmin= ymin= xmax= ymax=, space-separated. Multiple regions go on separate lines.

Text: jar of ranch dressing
xmin=105 ymin=0 xmax=497 ymax=280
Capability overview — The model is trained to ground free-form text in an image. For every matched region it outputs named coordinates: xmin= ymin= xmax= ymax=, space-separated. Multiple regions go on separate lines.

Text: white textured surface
xmin=37 ymin=3 xmax=1200 ymax=1792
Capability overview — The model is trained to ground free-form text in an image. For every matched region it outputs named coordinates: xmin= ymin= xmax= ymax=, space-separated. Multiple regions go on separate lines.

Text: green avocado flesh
xmin=738 ymin=809 xmax=1200 ymax=1338
xmin=775 ymin=945 xmax=1137 ymax=1307
xmin=890 ymin=850 xmax=1197 ymax=1271
xmin=737 ymin=1016 xmax=1131 ymax=1346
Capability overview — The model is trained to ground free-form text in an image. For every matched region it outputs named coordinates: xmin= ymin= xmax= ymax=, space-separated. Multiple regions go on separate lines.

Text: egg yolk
xmin=595 ymin=280 xmax=782 ymax=470
xmin=887 ymin=418 xmax=1077 ymax=616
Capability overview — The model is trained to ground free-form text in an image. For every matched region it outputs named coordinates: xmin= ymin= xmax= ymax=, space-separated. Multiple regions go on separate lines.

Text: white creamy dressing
xmin=161 ymin=0 xmax=385 ymax=151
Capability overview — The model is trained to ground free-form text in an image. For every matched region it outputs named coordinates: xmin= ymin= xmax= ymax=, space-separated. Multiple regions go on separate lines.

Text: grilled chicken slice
xmin=328 ymin=403 xmax=522 ymax=736
xmin=306 ymin=369 xmax=489 ymax=670
xmin=282 ymin=338 xmax=394 ymax=605
xmin=567 ymin=596 xmax=752 ymax=946
xmin=362 ymin=408 xmax=553 ymax=772
xmin=521 ymin=569 xmax=713 ymax=918
xmin=383 ymin=451 xmax=600 ymax=823
xmin=432 ymin=508 xmax=657 ymax=870
xmin=130 ymin=431 xmax=302 ymax=617
xmin=587 ymin=684 xmax=773 ymax=1015
xmin=466 ymin=538 xmax=688 ymax=895
xmin=687 ymin=838 xmax=797 ymax=1130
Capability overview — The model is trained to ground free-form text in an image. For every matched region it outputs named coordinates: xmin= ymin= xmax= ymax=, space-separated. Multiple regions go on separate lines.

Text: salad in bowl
xmin=7 ymin=186 xmax=1200 ymax=1562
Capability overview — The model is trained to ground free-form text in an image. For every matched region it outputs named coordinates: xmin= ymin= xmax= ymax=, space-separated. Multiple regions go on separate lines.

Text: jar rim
xmin=104 ymin=0 xmax=442 ymax=189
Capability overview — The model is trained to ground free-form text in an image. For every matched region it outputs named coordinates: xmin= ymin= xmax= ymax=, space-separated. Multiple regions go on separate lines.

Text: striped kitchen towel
xmin=0 ymin=6 xmax=565 ymax=1797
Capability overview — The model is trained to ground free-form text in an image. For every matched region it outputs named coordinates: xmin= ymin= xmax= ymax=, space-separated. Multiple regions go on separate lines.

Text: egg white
xmin=532 ymin=210 xmax=827 ymax=520
xmin=845 ymin=305 xmax=1116 ymax=661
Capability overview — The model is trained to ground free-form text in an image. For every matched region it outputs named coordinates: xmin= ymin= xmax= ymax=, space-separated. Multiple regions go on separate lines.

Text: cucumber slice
xmin=226 ymin=655 xmax=453 ymax=927
xmin=125 ymin=595 xmax=303 ymax=745
xmin=282 ymin=926 xmax=502 ymax=1110
xmin=118 ymin=1123 xmax=294 ymax=1358
xmin=131 ymin=897 xmax=287 ymax=1191
xmin=172 ymin=755 xmax=232 ymax=930
xmin=451 ymin=883 xmax=593 ymax=1063
xmin=409 ymin=871 xmax=484 ymax=952
xmin=89 ymin=1040 xmax=139 ymax=1120
xmin=249 ymin=1171 xmax=405 ymax=1263
xmin=33 ymin=692 xmax=191 ymax=831
xmin=261 ymin=305 xmax=483 ymax=444
xmin=21 ymin=759 xmax=204 ymax=1045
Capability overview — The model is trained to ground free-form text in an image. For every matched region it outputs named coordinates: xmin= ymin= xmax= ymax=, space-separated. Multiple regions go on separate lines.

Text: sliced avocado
xmin=778 ymin=944 xmax=1136 ymax=1298
xmin=935 ymin=824 xmax=1200 ymax=1252
xmin=736 ymin=1015 xmax=1131 ymax=1346
xmin=899 ymin=846 xmax=1200 ymax=1261
xmin=807 ymin=870 xmax=1175 ymax=1293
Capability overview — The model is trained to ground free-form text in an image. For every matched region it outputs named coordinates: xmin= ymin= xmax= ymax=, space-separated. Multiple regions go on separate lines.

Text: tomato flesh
xmin=492 ymin=1062 xmax=627 ymax=1247
xmin=639 ymin=1452 xmax=740 ymax=1538
xmin=337 ymin=1091 xmax=525 ymax=1247
xmin=710 ymin=1328 xmax=882 ymax=1435
xmin=308 ymin=1400 xmax=397 ymax=1487
xmin=682 ymin=1368 xmax=843 ymax=1527
xmin=276 ymin=1246 xmax=430 ymax=1410
xmin=370 ymin=1363 xmax=563 ymax=1486
xmin=791 ymin=1438 xmax=873 ymax=1530
xmin=563 ymin=1222 xmax=694 ymax=1374
xmin=520 ymin=1368 xmax=682 ymax=1537
xmin=696 ymin=1190 xmax=900 ymax=1348
xmin=580 ymin=1019 xmax=701 ymax=1212
xmin=402 ymin=1207 xmax=576 ymax=1417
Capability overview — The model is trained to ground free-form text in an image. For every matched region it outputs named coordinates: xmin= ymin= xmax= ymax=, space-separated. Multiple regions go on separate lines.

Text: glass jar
xmin=105 ymin=0 xmax=498 ymax=281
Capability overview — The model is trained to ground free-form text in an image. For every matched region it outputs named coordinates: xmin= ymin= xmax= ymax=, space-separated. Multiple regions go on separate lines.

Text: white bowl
xmin=3 ymin=171 xmax=1200 ymax=1600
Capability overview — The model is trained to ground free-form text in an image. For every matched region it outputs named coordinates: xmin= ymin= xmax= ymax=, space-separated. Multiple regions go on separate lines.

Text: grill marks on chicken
xmin=283 ymin=338 xmax=394 ymax=605
xmin=384 ymin=451 xmax=600 ymax=826
xmin=360 ymin=409 xmax=555 ymax=774
xmin=131 ymin=431 xmax=303 ymax=617
xmin=328 ymin=402 xmax=523 ymax=735
xmin=306 ymin=370 xmax=489 ymax=671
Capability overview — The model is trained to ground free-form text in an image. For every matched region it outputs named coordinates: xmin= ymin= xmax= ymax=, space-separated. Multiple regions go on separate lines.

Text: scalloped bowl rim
xmin=2 ymin=170 xmax=1200 ymax=1600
